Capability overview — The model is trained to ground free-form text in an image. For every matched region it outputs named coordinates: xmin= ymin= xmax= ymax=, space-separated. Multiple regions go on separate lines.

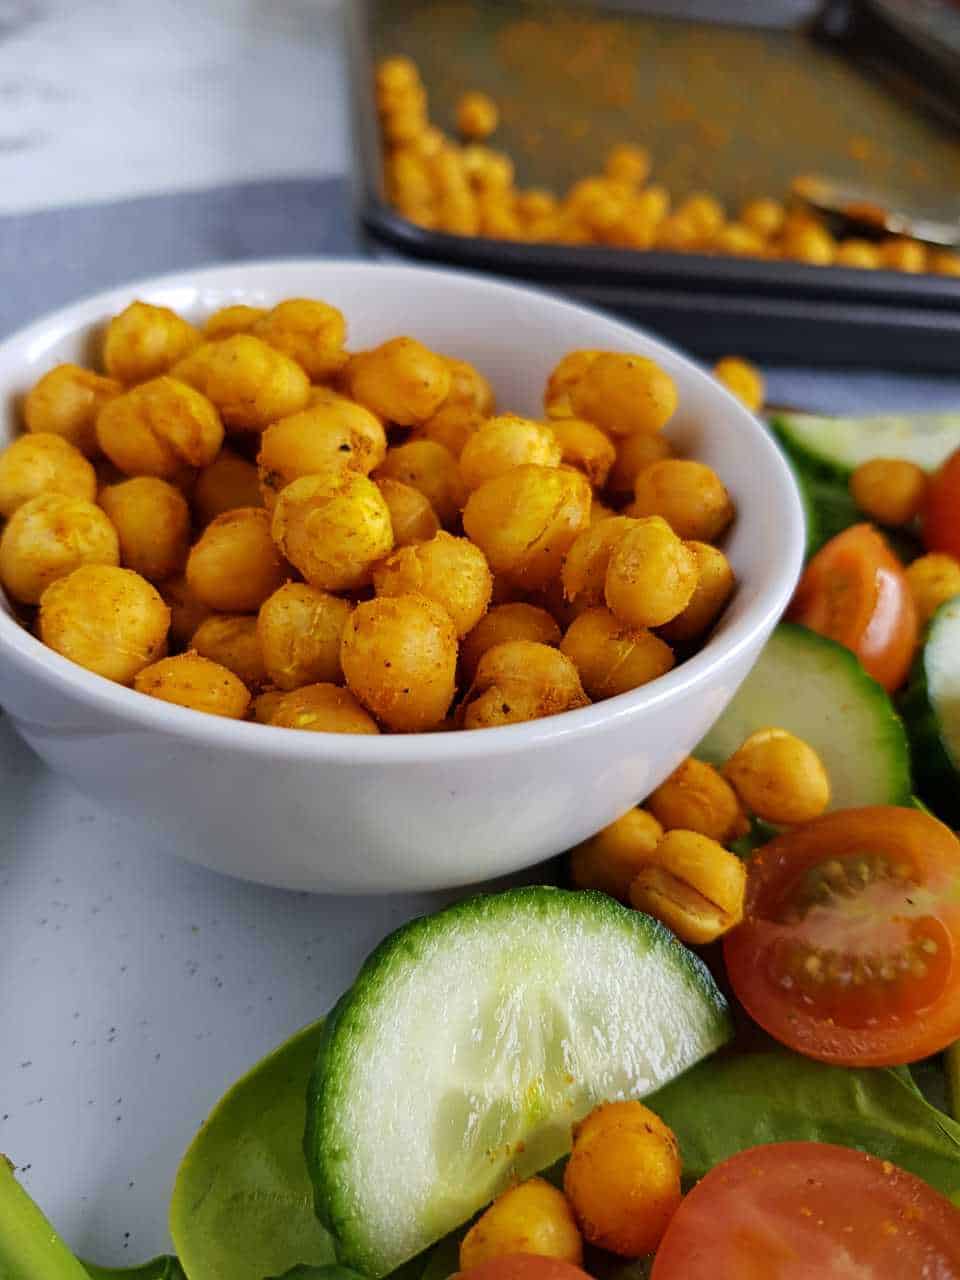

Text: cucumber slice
xmin=305 ymin=887 xmax=731 ymax=1277
xmin=696 ymin=623 xmax=912 ymax=811
xmin=903 ymin=595 xmax=960 ymax=826
xmin=771 ymin=411 xmax=960 ymax=482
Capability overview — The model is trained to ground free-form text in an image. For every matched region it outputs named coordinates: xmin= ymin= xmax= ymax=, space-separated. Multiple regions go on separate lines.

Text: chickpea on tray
xmin=0 ymin=294 xmax=742 ymax=734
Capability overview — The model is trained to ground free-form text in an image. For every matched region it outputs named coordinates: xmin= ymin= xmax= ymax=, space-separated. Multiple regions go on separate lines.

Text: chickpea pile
xmin=0 ymin=293 xmax=739 ymax=734
xmin=377 ymin=56 xmax=960 ymax=277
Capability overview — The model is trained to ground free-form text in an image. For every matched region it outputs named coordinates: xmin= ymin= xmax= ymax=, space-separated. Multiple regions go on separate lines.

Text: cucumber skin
xmin=303 ymin=887 xmax=731 ymax=1277
xmin=769 ymin=415 xmax=853 ymax=485
xmin=902 ymin=610 xmax=960 ymax=828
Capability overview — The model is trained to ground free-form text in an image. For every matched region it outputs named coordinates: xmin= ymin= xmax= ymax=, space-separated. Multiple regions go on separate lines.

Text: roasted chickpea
xmin=24 ymin=363 xmax=121 ymax=455
xmin=0 ymin=433 xmax=96 ymax=517
xmin=780 ymin=223 xmax=835 ymax=265
xmin=461 ymin=144 xmax=514 ymax=193
xmin=564 ymin=1101 xmax=681 ymax=1257
xmin=95 ymin=376 xmax=224 ymax=478
xmin=257 ymin=582 xmax=353 ymax=690
xmin=374 ymin=476 xmax=441 ymax=547
xmin=630 ymin=458 xmax=734 ymax=542
xmin=712 ymin=223 xmax=766 ymax=257
xmin=413 ymin=356 xmax=495 ymax=454
xmin=628 ymin=828 xmax=747 ymax=944
xmin=562 ymin=516 xmax=637 ymax=610
xmin=159 ymin=572 xmax=213 ymax=649
xmin=187 ymin=506 xmax=286 ymax=611
xmin=568 ymin=808 xmax=665 ymax=900
xmin=677 ymin=192 xmax=725 ymax=242
xmin=373 ymin=531 xmax=491 ymax=637
xmin=654 ymin=213 xmax=700 ymax=252
xmin=463 ymin=464 xmax=591 ymax=590
xmin=740 ymin=196 xmax=784 ymax=238
xmin=269 ymin=682 xmax=379 ymax=734
xmin=605 ymin=142 xmax=651 ymax=187
xmin=375 ymin=440 xmax=465 ymax=528
xmin=250 ymin=687 xmax=287 ymax=724
xmin=461 ymin=640 xmax=588 ymax=729
xmin=411 ymin=411 xmax=480 ymax=460
xmin=172 ymin=335 xmax=310 ymax=432
xmin=460 ymin=415 xmax=562 ymax=491
xmin=712 ymin=356 xmax=765 ymax=414
xmin=605 ymin=516 xmax=698 ymax=629
xmin=98 ymin=476 xmax=190 ymax=581
xmin=570 ymin=354 xmax=678 ymax=437
xmin=723 ymin=727 xmax=831 ymax=824
xmin=646 ymin=755 xmax=744 ymax=842
xmin=835 ymin=239 xmax=881 ymax=269
xmin=606 ymin=431 xmax=673 ymax=496
xmin=882 ymin=238 xmax=926 ymax=273
xmin=589 ymin=500 xmax=616 ymax=524
xmin=849 ymin=457 xmax=927 ymax=526
xmin=134 ymin=653 xmax=250 ymax=719
xmin=0 ymin=493 xmax=119 ymax=604
xmin=456 ymin=90 xmax=499 ymax=141
xmin=204 ymin=304 xmax=267 ymax=339
xmin=341 ymin=594 xmax=457 ymax=732
xmin=932 ymin=250 xmax=960 ymax=277
xmin=905 ymin=552 xmax=960 ymax=626
xmin=544 ymin=350 xmax=602 ymax=419
xmin=548 ymin=418 xmax=615 ymax=488
xmin=257 ymin=397 xmax=387 ymax=509
xmin=376 ymin=55 xmax=420 ymax=95
xmin=347 ymin=337 xmax=451 ymax=426
xmin=193 ymin=448 xmax=263 ymax=523
xmin=103 ymin=301 xmax=201 ymax=384
xmin=657 ymin=540 xmax=735 ymax=645
xmin=191 ymin=614 xmax=266 ymax=687
xmin=251 ymin=299 xmax=348 ymax=381
xmin=459 ymin=602 xmax=561 ymax=683
xmin=460 ymin=1178 xmax=583 ymax=1271
xmin=39 ymin=564 xmax=169 ymax=684
xmin=516 ymin=189 xmax=558 ymax=223
xmin=561 ymin=607 xmax=674 ymax=700
xmin=271 ymin=471 xmax=393 ymax=592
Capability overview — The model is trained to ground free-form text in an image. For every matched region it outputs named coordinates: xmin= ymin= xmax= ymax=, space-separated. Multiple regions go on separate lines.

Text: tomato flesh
xmin=651 ymin=1142 xmax=960 ymax=1280
xmin=788 ymin=523 xmax=917 ymax=691
xmin=924 ymin=448 xmax=960 ymax=560
xmin=724 ymin=807 xmax=960 ymax=1065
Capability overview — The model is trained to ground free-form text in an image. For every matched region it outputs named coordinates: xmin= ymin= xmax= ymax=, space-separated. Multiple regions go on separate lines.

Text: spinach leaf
xmin=647 ymin=1051 xmax=960 ymax=1196
xmin=82 ymin=1260 xmax=186 ymax=1279
xmin=170 ymin=1019 xmax=336 ymax=1280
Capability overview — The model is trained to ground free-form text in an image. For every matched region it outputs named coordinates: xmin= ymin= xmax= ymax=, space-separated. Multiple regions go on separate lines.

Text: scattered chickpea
xmin=723 ymin=727 xmax=831 ymax=824
xmin=605 ymin=143 xmax=651 ymax=187
xmin=905 ymin=552 xmax=960 ymax=627
xmin=456 ymin=90 xmax=499 ymax=141
xmin=628 ymin=828 xmax=747 ymax=944
xmin=460 ymin=1178 xmax=583 ymax=1271
xmin=646 ymin=756 xmax=745 ymax=843
xmin=712 ymin=356 xmax=765 ymax=414
xmin=568 ymin=808 xmax=665 ymax=900
xmin=849 ymin=458 xmax=927 ymax=526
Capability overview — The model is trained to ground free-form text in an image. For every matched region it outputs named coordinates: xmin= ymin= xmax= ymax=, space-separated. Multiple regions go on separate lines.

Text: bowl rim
xmin=0 ymin=256 xmax=806 ymax=764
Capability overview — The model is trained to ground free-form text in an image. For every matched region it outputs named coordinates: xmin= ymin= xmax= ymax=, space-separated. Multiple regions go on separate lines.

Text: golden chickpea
xmin=628 ymin=829 xmax=746 ymax=944
xmin=0 ymin=433 xmax=96 ymax=517
xmin=549 ymin=418 xmax=616 ymax=489
xmin=882 ymin=238 xmax=926 ymax=273
xmin=409 ymin=411 xmax=480 ymax=460
xmin=341 ymin=594 xmax=457 ymax=732
xmin=98 ymin=476 xmax=190 ymax=582
xmin=193 ymin=448 xmax=263 ymax=523
xmin=712 ymin=356 xmax=765 ymax=414
xmin=460 ymin=1178 xmax=583 ymax=1271
xmin=568 ymin=808 xmax=665 ymax=900
xmin=561 ymin=607 xmax=674 ymax=700
xmin=102 ymin=301 xmax=201 ymax=384
xmin=373 ymin=531 xmax=491 ymax=637
xmin=347 ymin=337 xmax=451 ymax=426
xmin=713 ymin=223 xmax=766 ymax=257
xmin=931 ymin=250 xmax=960 ymax=277
xmin=134 ymin=653 xmax=250 ymax=719
xmin=251 ymin=299 xmax=348 ymax=381
xmin=187 ymin=507 xmax=286 ymax=611
xmin=381 ymin=93 xmax=429 ymax=147
xmin=376 ymin=55 xmax=421 ymax=95
xmin=456 ymin=90 xmax=499 ymax=141
xmin=191 ymin=614 xmax=266 ymax=688
xmin=413 ymin=356 xmax=494 ymax=453
xmin=203 ymin=304 xmax=267 ymax=339
xmin=39 ymin=564 xmax=169 ymax=684
xmin=605 ymin=516 xmax=698 ymax=629
xmin=724 ymin=727 xmax=831 ymax=824
xmin=630 ymin=458 xmax=734 ymax=542
xmin=462 ymin=145 xmax=514 ymax=193
xmin=835 ymin=239 xmax=881 ymax=269
xmin=461 ymin=640 xmax=588 ymax=729
xmin=780 ymin=223 xmax=835 ymax=265
xmin=636 ymin=183 xmax=670 ymax=226
xmin=605 ymin=142 xmax=651 ymax=187
xmin=589 ymin=500 xmax=616 ymax=525
xmin=571 ymin=353 xmax=678 ymax=437
xmin=0 ymin=493 xmax=119 ymax=604
xmin=374 ymin=476 xmax=441 ymax=547
xmin=268 ymin=683 xmax=379 ymax=734
xmin=271 ymin=471 xmax=393 ymax=592
xmin=159 ymin=573 xmax=213 ymax=649
xmin=375 ymin=440 xmax=465 ymax=528
xmin=250 ymin=687 xmax=287 ymax=724
xmin=657 ymin=540 xmax=735 ymax=645
xmin=95 ymin=376 xmax=224 ymax=478
xmin=460 ymin=415 xmax=562 ymax=491
xmin=516 ymin=189 xmax=558 ymax=222
xmin=646 ymin=756 xmax=744 ymax=842
xmin=172 ymin=335 xmax=310 ymax=433
xmin=739 ymin=196 xmax=785 ymax=239
xmin=463 ymin=464 xmax=592 ymax=590
xmin=564 ymin=1101 xmax=681 ymax=1258
xmin=606 ymin=431 xmax=673 ymax=496
xmin=544 ymin=350 xmax=602 ymax=419
xmin=849 ymin=457 xmax=927 ymax=526
xmin=257 ymin=399 xmax=387 ymax=509
xmin=677 ymin=192 xmax=725 ymax=242
xmin=562 ymin=516 xmax=636 ymax=610
xmin=24 ymin=363 xmax=121 ymax=455
xmin=459 ymin=603 xmax=561 ymax=683
xmin=905 ymin=552 xmax=960 ymax=627
xmin=654 ymin=213 xmax=700 ymax=252
xmin=257 ymin=582 xmax=352 ymax=691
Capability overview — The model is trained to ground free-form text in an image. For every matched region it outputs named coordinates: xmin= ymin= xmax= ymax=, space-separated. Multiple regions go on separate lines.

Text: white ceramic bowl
xmin=0 ymin=259 xmax=804 ymax=892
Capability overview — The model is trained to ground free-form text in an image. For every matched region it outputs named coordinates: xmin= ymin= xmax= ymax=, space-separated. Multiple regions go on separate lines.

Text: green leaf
xmin=647 ymin=1051 xmax=960 ymax=1197
xmin=0 ymin=1155 xmax=91 ymax=1280
xmin=170 ymin=1020 xmax=336 ymax=1280
xmin=264 ymin=1268 xmax=366 ymax=1280
xmin=81 ymin=1260 xmax=186 ymax=1279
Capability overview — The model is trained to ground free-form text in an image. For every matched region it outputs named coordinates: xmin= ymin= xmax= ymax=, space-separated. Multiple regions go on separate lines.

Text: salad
xmin=7 ymin=396 xmax=960 ymax=1277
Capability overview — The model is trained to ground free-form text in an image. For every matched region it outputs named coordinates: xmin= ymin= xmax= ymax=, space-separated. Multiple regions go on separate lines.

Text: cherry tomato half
xmin=651 ymin=1142 xmax=960 ymax=1280
xmin=788 ymin=523 xmax=917 ymax=692
xmin=456 ymin=1257 xmax=592 ymax=1280
xmin=924 ymin=447 xmax=960 ymax=560
xmin=724 ymin=806 xmax=960 ymax=1066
